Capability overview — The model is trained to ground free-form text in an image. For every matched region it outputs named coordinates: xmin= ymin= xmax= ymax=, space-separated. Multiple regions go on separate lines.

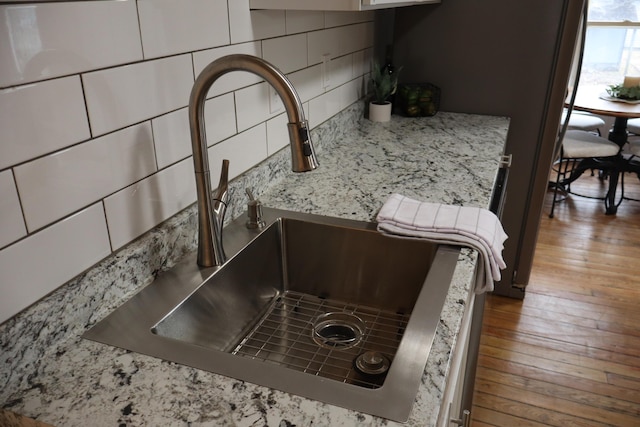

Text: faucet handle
xmin=208 ymin=159 xmax=230 ymax=265
xmin=213 ymin=159 xmax=229 ymax=205
xmin=245 ymin=188 xmax=266 ymax=229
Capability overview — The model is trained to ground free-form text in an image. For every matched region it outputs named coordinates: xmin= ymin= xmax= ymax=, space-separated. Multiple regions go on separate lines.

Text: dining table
xmin=568 ymin=84 xmax=640 ymax=214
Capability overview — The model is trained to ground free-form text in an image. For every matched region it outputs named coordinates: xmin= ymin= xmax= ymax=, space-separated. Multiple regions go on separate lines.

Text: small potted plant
xmin=369 ymin=62 xmax=401 ymax=122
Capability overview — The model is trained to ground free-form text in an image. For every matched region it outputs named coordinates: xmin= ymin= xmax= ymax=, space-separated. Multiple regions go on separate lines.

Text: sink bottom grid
xmin=231 ymin=290 xmax=410 ymax=388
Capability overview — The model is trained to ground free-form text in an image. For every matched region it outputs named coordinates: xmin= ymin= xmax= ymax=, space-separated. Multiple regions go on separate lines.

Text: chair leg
xmin=549 ymin=151 xmax=566 ymax=218
xmin=604 ymin=170 xmax=625 ymax=215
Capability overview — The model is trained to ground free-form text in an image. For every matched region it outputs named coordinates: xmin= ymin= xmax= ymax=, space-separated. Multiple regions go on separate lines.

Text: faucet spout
xmin=189 ymin=54 xmax=318 ymax=268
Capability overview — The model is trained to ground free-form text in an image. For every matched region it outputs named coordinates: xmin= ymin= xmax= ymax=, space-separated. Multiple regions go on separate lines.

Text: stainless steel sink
xmin=84 ymin=207 xmax=460 ymax=422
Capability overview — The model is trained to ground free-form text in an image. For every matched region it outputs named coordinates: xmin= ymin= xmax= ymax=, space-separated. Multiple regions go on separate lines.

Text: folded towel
xmin=376 ymin=193 xmax=508 ymax=294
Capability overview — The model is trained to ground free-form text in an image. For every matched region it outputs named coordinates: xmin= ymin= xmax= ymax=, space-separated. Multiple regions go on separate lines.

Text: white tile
xmin=260 ymin=106 xmax=313 ymax=158
xmin=204 ymin=94 xmax=238 ymax=148
xmin=308 ymin=87 xmax=342 ymax=129
xmin=361 ymin=47 xmax=374 ymax=77
xmin=303 ymin=102 xmax=311 ymax=122
xmin=0 ymin=1 xmax=142 ymax=87
xmin=327 ymin=54 xmax=354 ymax=90
xmin=286 ymin=10 xmax=324 ymax=34
xmin=0 ymin=76 xmax=90 ymax=170
xmin=15 ymin=123 xmax=157 ymax=232
xmin=0 ymin=203 xmax=110 ymax=324
xmin=152 ymin=108 xmax=192 ymax=170
xmin=229 ymin=0 xmax=285 ymax=44
xmin=192 ymin=42 xmax=263 ymax=98
xmin=352 ymin=49 xmax=367 ymax=78
xmin=0 ymin=170 xmax=26 ymax=249
xmin=308 ymin=23 xmax=374 ymax=65
xmin=152 ymin=93 xmax=236 ymax=169
xmin=235 ymin=82 xmax=279 ymax=132
xmin=263 ymin=34 xmax=308 ymax=74
xmin=348 ymin=22 xmax=375 ymax=55
xmin=288 ymin=65 xmax=324 ymax=102
xmin=266 ymin=113 xmax=289 ymax=155
xmin=340 ymin=76 xmax=364 ymax=109
xmin=308 ymin=27 xmax=341 ymax=64
xmin=82 ymin=55 xmax=193 ymax=136
xmin=208 ymin=124 xmax=268 ymax=181
xmin=324 ymin=11 xmax=374 ymax=27
xmin=138 ymin=0 xmax=229 ymax=59
xmin=104 ymin=158 xmax=196 ymax=250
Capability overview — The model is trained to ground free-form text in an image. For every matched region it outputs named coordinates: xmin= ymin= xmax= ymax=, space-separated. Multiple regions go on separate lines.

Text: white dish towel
xmin=376 ymin=193 xmax=508 ymax=294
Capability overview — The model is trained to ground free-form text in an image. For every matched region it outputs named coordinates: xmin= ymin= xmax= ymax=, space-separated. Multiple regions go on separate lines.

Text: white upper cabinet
xmin=249 ymin=0 xmax=440 ymax=11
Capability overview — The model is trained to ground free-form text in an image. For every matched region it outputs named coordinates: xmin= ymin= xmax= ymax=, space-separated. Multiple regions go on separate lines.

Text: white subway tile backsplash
xmin=229 ymin=0 xmax=286 ymax=44
xmin=286 ymin=10 xmax=325 ymax=35
xmin=346 ymin=22 xmax=375 ymax=57
xmin=105 ymin=158 xmax=196 ymax=250
xmin=15 ymin=123 xmax=157 ymax=232
xmin=0 ymin=0 xmax=372 ymax=325
xmin=352 ymin=49 xmax=372 ymax=78
xmin=288 ymin=65 xmax=324 ymax=102
xmin=192 ymin=42 xmax=263 ymax=98
xmin=235 ymin=82 xmax=276 ymax=132
xmin=327 ymin=54 xmax=354 ymax=90
xmin=308 ymin=28 xmax=340 ymax=65
xmin=0 ymin=0 xmax=142 ymax=88
xmin=152 ymin=94 xmax=236 ymax=169
xmin=325 ymin=11 xmax=374 ymax=28
xmin=0 ymin=203 xmax=110 ymax=324
xmin=341 ymin=76 xmax=364 ymax=109
xmin=308 ymin=23 xmax=374 ymax=65
xmin=208 ymin=124 xmax=268 ymax=181
xmin=266 ymin=113 xmax=289 ymax=155
xmin=263 ymin=34 xmax=308 ymax=74
xmin=0 ymin=76 xmax=90 ymax=170
xmin=152 ymin=108 xmax=192 ymax=170
xmin=205 ymin=95 xmax=239 ymax=147
xmin=308 ymin=86 xmax=342 ymax=129
xmin=0 ymin=170 xmax=26 ymax=249
xmin=82 ymin=55 xmax=194 ymax=136
xmin=138 ymin=0 xmax=229 ymax=59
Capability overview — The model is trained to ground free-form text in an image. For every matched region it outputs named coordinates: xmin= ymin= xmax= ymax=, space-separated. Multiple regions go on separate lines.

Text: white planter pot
xmin=369 ymin=101 xmax=392 ymax=122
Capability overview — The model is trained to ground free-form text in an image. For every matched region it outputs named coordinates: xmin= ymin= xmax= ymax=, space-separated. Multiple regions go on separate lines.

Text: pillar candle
xmin=623 ymin=76 xmax=640 ymax=87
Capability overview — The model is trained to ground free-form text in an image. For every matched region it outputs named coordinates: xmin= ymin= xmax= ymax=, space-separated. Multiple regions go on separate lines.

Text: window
xmin=580 ymin=0 xmax=640 ymax=86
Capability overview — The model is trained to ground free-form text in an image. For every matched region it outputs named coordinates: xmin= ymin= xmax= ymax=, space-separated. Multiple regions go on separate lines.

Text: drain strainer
xmin=354 ymin=351 xmax=390 ymax=376
xmin=311 ymin=312 xmax=365 ymax=350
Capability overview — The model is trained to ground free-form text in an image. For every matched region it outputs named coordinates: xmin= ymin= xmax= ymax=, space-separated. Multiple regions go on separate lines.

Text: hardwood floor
xmin=471 ymin=171 xmax=640 ymax=426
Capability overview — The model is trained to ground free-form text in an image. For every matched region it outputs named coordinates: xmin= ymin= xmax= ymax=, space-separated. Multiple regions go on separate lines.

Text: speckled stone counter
xmin=0 ymin=103 xmax=509 ymax=427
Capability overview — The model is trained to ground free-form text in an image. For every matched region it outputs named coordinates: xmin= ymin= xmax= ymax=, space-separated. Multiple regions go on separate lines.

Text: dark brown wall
xmin=392 ymin=0 xmax=584 ymax=296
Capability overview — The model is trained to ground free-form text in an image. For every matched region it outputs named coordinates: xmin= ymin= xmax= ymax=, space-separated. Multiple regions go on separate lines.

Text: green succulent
xmin=606 ymin=84 xmax=640 ymax=100
xmin=370 ymin=63 xmax=401 ymax=104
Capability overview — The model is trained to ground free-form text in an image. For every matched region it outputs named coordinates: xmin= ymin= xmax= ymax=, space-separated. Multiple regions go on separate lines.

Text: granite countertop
xmin=1 ymin=104 xmax=509 ymax=426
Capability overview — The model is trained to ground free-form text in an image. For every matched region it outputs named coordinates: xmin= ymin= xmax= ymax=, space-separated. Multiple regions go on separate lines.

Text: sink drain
xmin=354 ymin=351 xmax=390 ymax=376
xmin=311 ymin=312 xmax=365 ymax=350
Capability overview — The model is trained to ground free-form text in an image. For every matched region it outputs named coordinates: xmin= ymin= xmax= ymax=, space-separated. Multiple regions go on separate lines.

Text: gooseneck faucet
xmin=189 ymin=54 xmax=318 ymax=267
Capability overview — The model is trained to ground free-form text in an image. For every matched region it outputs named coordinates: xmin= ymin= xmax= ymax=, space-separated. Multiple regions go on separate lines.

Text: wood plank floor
xmin=471 ymin=171 xmax=640 ymax=426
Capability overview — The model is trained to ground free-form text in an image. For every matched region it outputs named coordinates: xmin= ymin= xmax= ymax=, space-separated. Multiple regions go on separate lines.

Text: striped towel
xmin=376 ymin=193 xmax=508 ymax=294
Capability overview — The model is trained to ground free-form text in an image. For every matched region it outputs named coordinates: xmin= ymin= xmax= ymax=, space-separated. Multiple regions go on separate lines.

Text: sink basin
xmin=84 ymin=208 xmax=460 ymax=422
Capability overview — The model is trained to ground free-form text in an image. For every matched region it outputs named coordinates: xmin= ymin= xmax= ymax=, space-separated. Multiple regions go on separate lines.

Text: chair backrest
xmin=563 ymin=110 xmax=605 ymax=132
xmin=627 ymin=118 xmax=640 ymax=135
